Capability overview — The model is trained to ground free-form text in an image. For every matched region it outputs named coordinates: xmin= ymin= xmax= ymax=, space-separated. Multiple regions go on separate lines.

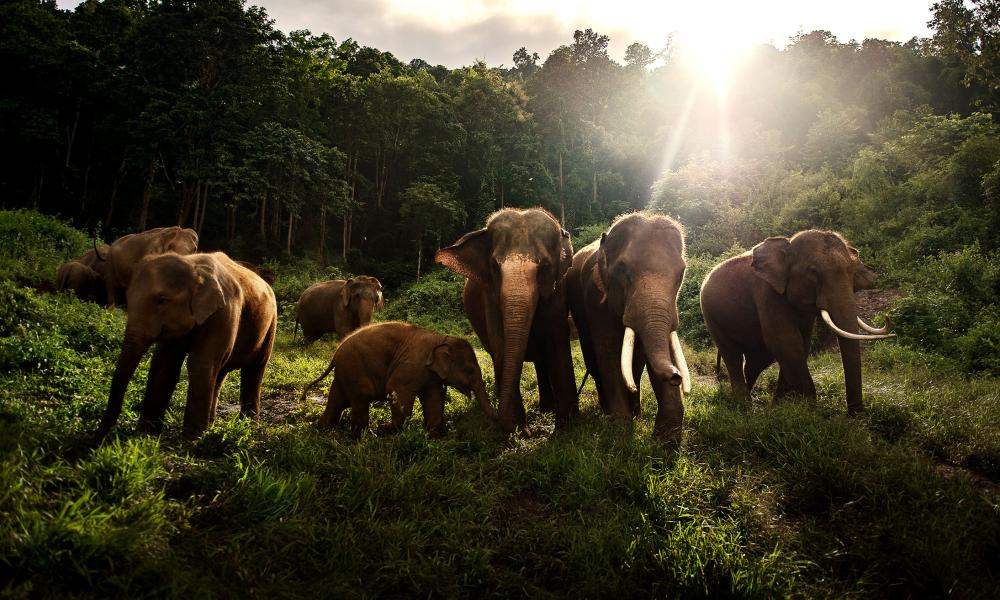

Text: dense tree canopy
xmin=1 ymin=0 xmax=998 ymax=284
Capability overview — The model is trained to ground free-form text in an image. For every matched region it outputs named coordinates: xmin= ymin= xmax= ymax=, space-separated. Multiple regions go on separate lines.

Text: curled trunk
xmin=96 ymin=331 xmax=152 ymax=439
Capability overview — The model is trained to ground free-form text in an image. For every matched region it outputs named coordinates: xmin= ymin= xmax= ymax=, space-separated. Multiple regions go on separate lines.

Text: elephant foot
xmin=375 ymin=422 xmax=401 ymax=436
xmin=136 ymin=419 xmax=164 ymax=435
xmin=652 ymin=427 xmax=682 ymax=450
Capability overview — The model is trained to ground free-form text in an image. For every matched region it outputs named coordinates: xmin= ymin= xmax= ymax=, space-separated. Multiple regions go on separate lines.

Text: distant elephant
xmin=93 ymin=227 xmax=199 ymax=307
xmin=304 ymin=321 xmax=496 ymax=438
xmin=235 ymin=261 xmax=276 ymax=287
xmin=567 ymin=213 xmax=691 ymax=446
xmin=96 ymin=252 xmax=277 ymax=441
xmin=700 ymin=230 xmax=894 ymax=414
xmin=55 ymin=260 xmax=103 ymax=303
xmin=294 ymin=276 xmax=383 ymax=344
xmin=436 ymin=207 xmax=578 ymax=435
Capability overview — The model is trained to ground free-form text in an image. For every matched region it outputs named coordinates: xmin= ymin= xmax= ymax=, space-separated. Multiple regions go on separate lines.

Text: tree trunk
xmin=416 ymin=234 xmax=422 ymax=280
xmin=106 ymin=156 xmax=127 ymax=225
xmin=286 ymin=212 xmax=294 ymax=255
xmin=558 ymin=150 xmax=565 ymax=226
xmin=65 ymin=98 xmax=82 ymax=168
xmin=259 ymin=190 xmax=268 ymax=239
xmin=195 ymin=183 xmax=209 ymax=234
xmin=318 ymin=205 xmax=327 ymax=264
xmin=138 ymin=159 xmax=155 ymax=231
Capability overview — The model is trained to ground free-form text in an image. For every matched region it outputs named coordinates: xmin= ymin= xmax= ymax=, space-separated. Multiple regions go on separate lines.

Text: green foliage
xmin=0 ymin=210 xmax=92 ymax=286
xmin=381 ymin=269 xmax=470 ymax=336
xmin=678 ymin=245 xmax=746 ymax=348
xmin=266 ymin=257 xmax=349 ymax=318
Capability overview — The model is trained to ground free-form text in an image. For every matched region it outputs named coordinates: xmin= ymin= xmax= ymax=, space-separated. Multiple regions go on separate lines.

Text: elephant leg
xmin=137 ymin=343 xmax=186 ymax=433
xmin=239 ymin=362 xmax=266 ymax=418
xmin=349 ymin=398 xmax=371 ymax=439
xmin=209 ymin=370 xmax=228 ymax=425
xmin=380 ymin=388 xmax=415 ymax=435
xmin=651 ymin=376 xmax=684 ymax=448
xmin=743 ymin=352 xmax=774 ymax=394
xmin=419 ymin=385 xmax=447 ymax=437
xmin=544 ymin=318 xmax=580 ymax=428
xmin=318 ymin=380 xmax=349 ymax=429
xmin=535 ymin=359 xmax=555 ymax=414
xmin=182 ymin=352 xmax=223 ymax=440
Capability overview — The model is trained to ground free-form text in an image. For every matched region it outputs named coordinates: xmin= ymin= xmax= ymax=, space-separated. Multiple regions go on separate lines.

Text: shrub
xmin=0 ymin=209 xmax=93 ymax=286
xmin=381 ymin=268 xmax=469 ymax=336
xmin=266 ymin=257 xmax=349 ymax=317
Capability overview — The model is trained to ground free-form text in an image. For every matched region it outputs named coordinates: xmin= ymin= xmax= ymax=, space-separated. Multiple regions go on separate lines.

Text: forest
xmin=2 ymin=0 xmax=1000 ymax=597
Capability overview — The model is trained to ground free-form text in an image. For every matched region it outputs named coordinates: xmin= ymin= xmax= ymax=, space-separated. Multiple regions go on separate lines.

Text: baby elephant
xmin=302 ymin=321 xmax=496 ymax=438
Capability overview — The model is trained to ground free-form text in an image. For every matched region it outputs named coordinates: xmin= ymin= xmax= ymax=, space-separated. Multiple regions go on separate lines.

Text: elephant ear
xmin=558 ymin=228 xmax=574 ymax=279
xmin=426 ymin=341 xmax=451 ymax=380
xmin=751 ymin=237 xmax=791 ymax=295
xmin=341 ymin=279 xmax=354 ymax=308
xmin=191 ymin=263 xmax=226 ymax=325
xmin=435 ymin=228 xmax=491 ymax=285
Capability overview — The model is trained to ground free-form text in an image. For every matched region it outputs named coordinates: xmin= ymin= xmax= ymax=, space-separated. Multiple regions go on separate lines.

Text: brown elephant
xmin=93 ymin=227 xmax=199 ymax=307
xmin=436 ymin=207 xmax=578 ymax=435
xmin=96 ymin=252 xmax=277 ymax=441
xmin=294 ymin=276 xmax=383 ymax=344
xmin=55 ymin=260 xmax=104 ymax=303
xmin=235 ymin=261 xmax=276 ymax=287
xmin=700 ymin=230 xmax=894 ymax=414
xmin=567 ymin=213 xmax=691 ymax=446
xmin=304 ymin=321 xmax=496 ymax=438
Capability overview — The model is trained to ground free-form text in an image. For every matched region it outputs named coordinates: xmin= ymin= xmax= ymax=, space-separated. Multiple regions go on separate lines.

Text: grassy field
xmin=2 ymin=281 xmax=999 ymax=598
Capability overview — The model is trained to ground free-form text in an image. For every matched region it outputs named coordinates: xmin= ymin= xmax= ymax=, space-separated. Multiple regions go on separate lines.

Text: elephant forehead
xmin=136 ymin=255 xmax=195 ymax=287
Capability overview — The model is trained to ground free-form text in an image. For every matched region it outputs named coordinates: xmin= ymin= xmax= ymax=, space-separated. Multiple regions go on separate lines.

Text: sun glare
xmin=674 ymin=27 xmax=758 ymax=96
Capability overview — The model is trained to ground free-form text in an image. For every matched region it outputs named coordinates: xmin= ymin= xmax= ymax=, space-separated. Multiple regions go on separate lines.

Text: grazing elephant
xmin=566 ymin=213 xmax=691 ymax=446
xmin=305 ymin=321 xmax=496 ymax=438
xmin=294 ymin=276 xmax=383 ymax=344
xmin=96 ymin=252 xmax=277 ymax=440
xmin=235 ymin=261 xmax=276 ymax=287
xmin=436 ymin=207 xmax=578 ymax=435
xmin=93 ymin=227 xmax=199 ymax=307
xmin=700 ymin=229 xmax=894 ymax=414
xmin=55 ymin=260 xmax=103 ymax=303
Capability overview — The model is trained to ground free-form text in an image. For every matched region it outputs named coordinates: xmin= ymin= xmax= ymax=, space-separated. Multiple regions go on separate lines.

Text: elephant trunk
xmin=825 ymin=294 xmax=864 ymax=415
xmin=357 ymin=299 xmax=375 ymax=329
xmin=473 ymin=380 xmax=497 ymax=419
xmin=625 ymin=287 xmax=682 ymax=388
xmin=97 ymin=329 xmax=152 ymax=439
xmin=497 ymin=259 xmax=538 ymax=433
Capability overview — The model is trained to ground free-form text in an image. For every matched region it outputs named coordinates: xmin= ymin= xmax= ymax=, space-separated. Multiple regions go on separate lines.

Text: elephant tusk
xmin=621 ymin=327 xmax=637 ymax=393
xmin=670 ymin=331 xmax=692 ymax=394
xmin=857 ymin=316 xmax=890 ymax=334
xmin=821 ymin=310 xmax=895 ymax=341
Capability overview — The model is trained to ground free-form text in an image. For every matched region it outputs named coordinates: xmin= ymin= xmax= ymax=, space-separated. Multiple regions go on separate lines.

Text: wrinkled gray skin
xmin=436 ymin=208 xmax=578 ymax=435
xmin=306 ymin=321 xmax=495 ymax=438
xmin=294 ymin=276 xmax=383 ymax=344
xmin=700 ymin=230 xmax=879 ymax=414
xmin=96 ymin=253 xmax=277 ymax=441
xmin=56 ymin=260 xmax=103 ymax=303
xmin=567 ymin=213 xmax=688 ymax=446
xmin=94 ymin=227 xmax=199 ymax=308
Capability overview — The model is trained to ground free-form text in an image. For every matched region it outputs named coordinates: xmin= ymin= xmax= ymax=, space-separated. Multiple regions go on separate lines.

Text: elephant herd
xmin=57 ymin=208 xmax=894 ymax=446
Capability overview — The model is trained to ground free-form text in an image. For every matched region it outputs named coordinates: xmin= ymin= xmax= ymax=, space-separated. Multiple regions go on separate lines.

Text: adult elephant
xmin=566 ymin=213 xmax=691 ymax=446
xmin=294 ymin=276 xmax=383 ymax=344
xmin=93 ymin=227 xmax=199 ymax=307
xmin=96 ymin=253 xmax=277 ymax=440
xmin=700 ymin=229 xmax=894 ymax=414
xmin=436 ymin=207 xmax=578 ymax=435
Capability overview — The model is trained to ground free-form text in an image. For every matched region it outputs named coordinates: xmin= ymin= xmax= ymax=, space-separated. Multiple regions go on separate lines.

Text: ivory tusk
xmin=857 ymin=316 xmax=890 ymax=334
xmin=821 ymin=310 xmax=895 ymax=341
xmin=670 ymin=331 xmax=691 ymax=394
xmin=621 ymin=327 xmax=637 ymax=393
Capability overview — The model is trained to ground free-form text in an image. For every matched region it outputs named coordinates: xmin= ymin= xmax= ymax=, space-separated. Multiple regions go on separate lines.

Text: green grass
xmin=1 ymin=285 xmax=999 ymax=598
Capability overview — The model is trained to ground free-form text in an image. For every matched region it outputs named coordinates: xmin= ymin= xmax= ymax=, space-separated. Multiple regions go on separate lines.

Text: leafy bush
xmin=381 ymin=268 xmax=469 ymax=336
xmin=266 ymin=256 xmax=349 ymax=318
xmin=890 ymin=244 xmax=1000 ymax=374
xmin=0 ymin=210 xmax=93 ymax=286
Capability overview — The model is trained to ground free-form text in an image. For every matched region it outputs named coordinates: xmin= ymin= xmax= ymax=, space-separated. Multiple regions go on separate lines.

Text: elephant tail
xmin=93 ymin=236 xmax=107 ymax=261
xmin=715 ymin=351 xmax=723 ymax=381
xmin=292 ymin=318 xmax=299 ymax=340
xmin=300 ymin=358 xmax=336 ymax=403
xmin=576 ymin=369 xmax=590 ymax=396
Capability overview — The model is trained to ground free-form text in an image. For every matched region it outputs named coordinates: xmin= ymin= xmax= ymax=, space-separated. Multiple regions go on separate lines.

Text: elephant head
xmin=98 ymin=254 xmax=226 ymax=437
xmin=342 ymin=276 xmax=383 ymax=330
xmin=425 ymin=336 xmax=496 ymax=419
xmin=436 ymin=208 xmax=572 ymax=431
xmin=593 ymin=213 xmax=691 ymax=394
xmin=751 ymin=230 xmax=893 ymax=413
